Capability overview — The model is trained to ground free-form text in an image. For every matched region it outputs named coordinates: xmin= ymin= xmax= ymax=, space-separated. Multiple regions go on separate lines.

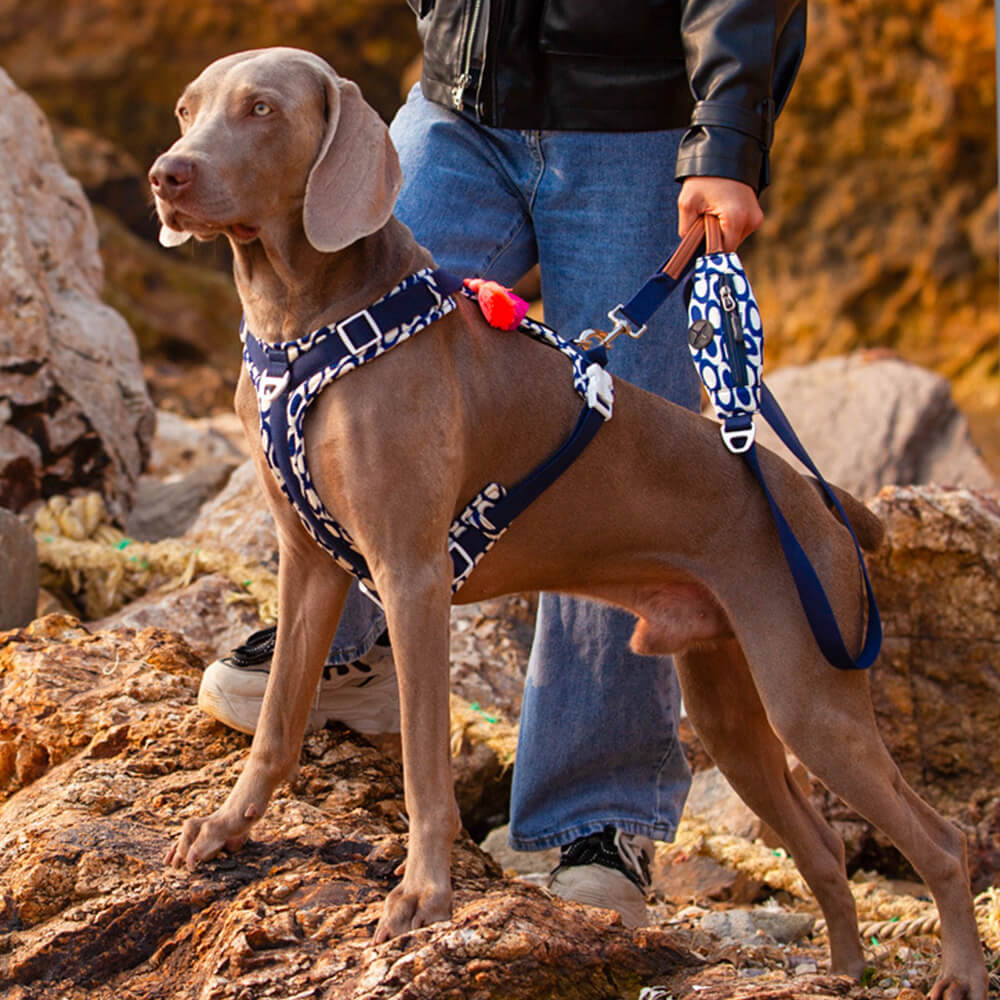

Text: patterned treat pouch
xmin=686 ymin=251 xmax=764 ymax=453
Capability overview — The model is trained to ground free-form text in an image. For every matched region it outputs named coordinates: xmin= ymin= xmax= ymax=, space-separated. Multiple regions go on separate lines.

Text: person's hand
xmin=678 ymin=176 xmax=763 ymax=251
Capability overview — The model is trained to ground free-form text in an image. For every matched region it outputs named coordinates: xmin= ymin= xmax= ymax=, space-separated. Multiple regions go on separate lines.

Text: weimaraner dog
xmin=149 ymin=47 xmax=985 ymax=998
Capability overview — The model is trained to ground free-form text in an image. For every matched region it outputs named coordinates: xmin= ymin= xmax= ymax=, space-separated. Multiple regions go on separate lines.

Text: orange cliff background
xmin=0 ymin=0 xmax=996 ymax=459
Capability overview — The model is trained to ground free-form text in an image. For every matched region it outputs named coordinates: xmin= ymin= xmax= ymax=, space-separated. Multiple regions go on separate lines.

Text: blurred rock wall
xmin=0 ymin=0 xmax=995 ymax=417
xmin=748 ymin=0 xmax=998 ymax=412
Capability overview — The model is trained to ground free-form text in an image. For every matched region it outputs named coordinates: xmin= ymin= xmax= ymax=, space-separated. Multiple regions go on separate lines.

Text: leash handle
xmin=658 ymin=214 xmax=724 ymax=278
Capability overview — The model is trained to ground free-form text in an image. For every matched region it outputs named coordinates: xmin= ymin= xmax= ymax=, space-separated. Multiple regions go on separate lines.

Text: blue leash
xmin=593 ymin=218 xmax=881 ymax=671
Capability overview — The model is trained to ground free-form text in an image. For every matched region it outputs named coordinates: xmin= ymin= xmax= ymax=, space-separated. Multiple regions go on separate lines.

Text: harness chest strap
xmin=242 ymin=267 xmax=614 ymax=605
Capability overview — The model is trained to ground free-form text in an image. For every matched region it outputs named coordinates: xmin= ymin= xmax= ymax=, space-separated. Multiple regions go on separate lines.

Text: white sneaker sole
xmin=197 ymin=655 xmax=400 ymax=736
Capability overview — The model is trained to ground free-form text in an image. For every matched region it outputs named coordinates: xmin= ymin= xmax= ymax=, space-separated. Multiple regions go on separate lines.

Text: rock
xmin=0 ymin=509 xmax=38 ymax=629
xmin=654 ymin=851 xmax=765 ymax=906
xmin=750 ymin=354 xmax=994 ymax=499
xmin=866 ymin=486 xmax=1000 ymax=811
xmin=144 ymin=409 xmax=248 ymax=480
xmin=0 ymin=70 xmax=154 ymax=522
xmin=0 ymin=618 xmax=700 ymax=998
xmin=184 ymin=459 xmax=277 ymax=565
xmin=92 ymin=573 xmax=267 ymax=664
xmin=700 ymin=908 xmax=814 ymax=947
xmin=126 ymin=464 xmax=239 ymax=542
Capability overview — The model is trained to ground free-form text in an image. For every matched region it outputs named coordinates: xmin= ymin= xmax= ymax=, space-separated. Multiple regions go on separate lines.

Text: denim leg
xmin=508 ymin=128 xmax=699 ymax=850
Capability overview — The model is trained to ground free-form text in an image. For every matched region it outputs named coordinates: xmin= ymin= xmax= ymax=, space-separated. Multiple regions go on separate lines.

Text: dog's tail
xmin=808 ymin=478 xmax=885 ymax=552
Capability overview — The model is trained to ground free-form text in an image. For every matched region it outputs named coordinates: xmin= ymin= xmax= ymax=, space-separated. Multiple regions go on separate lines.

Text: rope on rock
xmin=32 ymin=492 xmax=278 ymax=622
xmin=449 ymin=693 xmax=518 ymax=767
xmin=671 ymin=815 xmax=1000 ymax=950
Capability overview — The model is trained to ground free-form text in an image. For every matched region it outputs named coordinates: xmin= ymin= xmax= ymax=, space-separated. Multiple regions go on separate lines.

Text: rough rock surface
xmin=0 ymin=69 xmax=153 ymax=521
xmin=0 ymin=617 xmax=698 ymax=1000
xmin=751 ymin=354 xmax=995 ymax=499
xmin=0 ymin=510 xmax=38 ymax=630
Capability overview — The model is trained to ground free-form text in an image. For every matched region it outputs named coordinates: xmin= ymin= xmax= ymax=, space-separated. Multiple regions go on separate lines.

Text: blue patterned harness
xmin=242 ymin=267 xmax=614 ymax=608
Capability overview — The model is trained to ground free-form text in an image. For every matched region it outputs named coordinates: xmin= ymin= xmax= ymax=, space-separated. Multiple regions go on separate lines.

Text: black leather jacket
xmin=409 ymin=0 xmax=806 ymax=191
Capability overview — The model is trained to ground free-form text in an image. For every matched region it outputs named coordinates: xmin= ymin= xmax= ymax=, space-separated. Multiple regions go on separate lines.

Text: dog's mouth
xmin=229 ymin=222 xmax=260 ymax=242
xmin=157 ymin=205 xmax=259 ymax=245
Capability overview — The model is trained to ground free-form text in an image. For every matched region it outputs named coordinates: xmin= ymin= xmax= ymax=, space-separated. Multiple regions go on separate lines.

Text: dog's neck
xmin=231 ymin=216 xmax=434 ymax=343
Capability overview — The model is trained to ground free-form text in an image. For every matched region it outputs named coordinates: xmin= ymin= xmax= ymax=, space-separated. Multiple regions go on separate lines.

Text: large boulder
xmin=751 ymin=354 xmax=995 ymax=499
xmin=0 ymin=69 xmax=153 ymax=522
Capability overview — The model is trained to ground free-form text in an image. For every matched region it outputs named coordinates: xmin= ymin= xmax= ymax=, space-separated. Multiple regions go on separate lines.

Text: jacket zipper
xmin=718 ymin=276 xmax=748 ymax=387
xmin=451 ymin=0 xmax=484 ymax=110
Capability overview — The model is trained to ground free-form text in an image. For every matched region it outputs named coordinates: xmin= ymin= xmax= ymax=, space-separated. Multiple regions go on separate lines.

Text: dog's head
xmin=149 ymin=47 xmax=401 ymax=253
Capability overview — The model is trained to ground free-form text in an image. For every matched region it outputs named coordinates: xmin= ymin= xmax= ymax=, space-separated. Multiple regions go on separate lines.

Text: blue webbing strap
xmin=479 ymin=407 xmax=607 ymax=540
xmin=616 ymin=227 xmax=707 ymax=332
xmin=743 ymin=385 xmax=882 ymax=670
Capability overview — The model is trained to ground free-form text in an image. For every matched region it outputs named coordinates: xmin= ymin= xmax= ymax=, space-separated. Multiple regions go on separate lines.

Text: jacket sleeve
xmin=674 ymin=0 xmax=806 ymax=192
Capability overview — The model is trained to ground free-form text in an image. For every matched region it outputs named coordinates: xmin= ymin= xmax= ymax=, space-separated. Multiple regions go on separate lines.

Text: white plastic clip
xmin=585 ymin=363 xmax=615 ymax=421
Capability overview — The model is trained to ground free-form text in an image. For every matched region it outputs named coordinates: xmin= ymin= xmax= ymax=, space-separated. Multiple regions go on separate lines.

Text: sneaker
xmin=547 ymin=825 xmax=653 ymax=929
xmin=197 ymin=626 xmax=400 ymax=736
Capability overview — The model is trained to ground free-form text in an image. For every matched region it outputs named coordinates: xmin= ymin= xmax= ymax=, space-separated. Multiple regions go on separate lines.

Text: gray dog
xmin=149 ymin=48 xmax=986 ymax=999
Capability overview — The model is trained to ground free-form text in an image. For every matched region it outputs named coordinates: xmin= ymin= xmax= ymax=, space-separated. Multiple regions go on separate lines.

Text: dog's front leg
xmin=167 ymin=542 xmax=352 ymax=870
xmin=372 ymin=555 xmax=460 ymax=942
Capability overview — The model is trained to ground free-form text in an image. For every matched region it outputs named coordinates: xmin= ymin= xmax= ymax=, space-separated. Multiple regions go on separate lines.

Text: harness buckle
xmin=720 ymin=414 xmax=756 ymax=454
xmin=337 ymin=309 xmax=382 ymax=356
xmin=584 ymin=363 xmax=615 ymax=421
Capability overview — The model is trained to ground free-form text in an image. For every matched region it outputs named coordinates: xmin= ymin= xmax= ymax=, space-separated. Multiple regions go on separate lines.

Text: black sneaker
xmin=547 ymin=825 xmax=653 ymax=928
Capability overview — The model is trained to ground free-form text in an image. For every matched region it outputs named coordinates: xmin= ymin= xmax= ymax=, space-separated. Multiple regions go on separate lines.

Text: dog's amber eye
xmin=251 ymin=101 xmax=272 ymax=117
xmin=177 ymin=106 xmax=190 ymax=122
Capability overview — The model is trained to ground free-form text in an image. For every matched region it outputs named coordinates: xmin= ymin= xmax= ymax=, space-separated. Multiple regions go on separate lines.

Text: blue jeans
xmin=328 ymin=85 xmax=698 ymax=849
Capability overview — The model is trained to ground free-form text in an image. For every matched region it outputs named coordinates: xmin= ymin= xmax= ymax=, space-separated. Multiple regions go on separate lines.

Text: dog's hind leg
xmin=675 ymin=640 xmax=867 ymax=977
xmin=742 ymin=642 xmax=986 ymax=1000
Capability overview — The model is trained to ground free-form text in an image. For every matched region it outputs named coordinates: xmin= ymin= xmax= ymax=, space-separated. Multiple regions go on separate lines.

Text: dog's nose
xmin=149 ymin=155 xmax=197 ymax=197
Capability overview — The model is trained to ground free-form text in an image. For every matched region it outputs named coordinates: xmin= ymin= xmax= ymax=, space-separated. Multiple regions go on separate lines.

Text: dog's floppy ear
xmin=303 ymin=72 xmax=402 ymax=253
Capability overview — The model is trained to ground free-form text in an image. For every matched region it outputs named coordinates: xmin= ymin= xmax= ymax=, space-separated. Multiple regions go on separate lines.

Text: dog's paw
xmin=928 ymin=970 xmax=989 ymax=1000
xmin=372 ymin=876 xmax=452 ymax=943
xmin=165 ymin=807 xmax=254 ymax=870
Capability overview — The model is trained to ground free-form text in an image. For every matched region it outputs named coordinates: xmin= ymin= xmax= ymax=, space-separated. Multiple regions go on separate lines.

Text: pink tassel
xmin=464 ymin=278 xmax=530 ymax=331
